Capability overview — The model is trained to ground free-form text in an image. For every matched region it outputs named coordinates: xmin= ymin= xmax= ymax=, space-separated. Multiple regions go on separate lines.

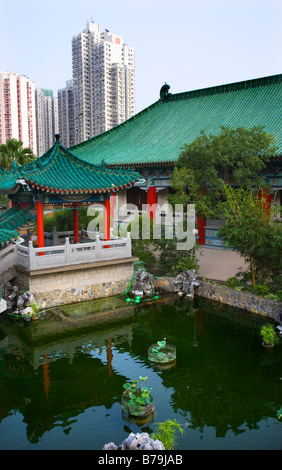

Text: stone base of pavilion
xmin=15 ymin=257 xmax=138 ymax=309
xmin=0 ymin=232 xmax=138 ymax=309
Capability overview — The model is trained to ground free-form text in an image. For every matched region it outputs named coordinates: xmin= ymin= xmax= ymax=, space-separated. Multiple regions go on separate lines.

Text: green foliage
xmin=127 ymin=214 xmax=198 ymax=275
xmin=151 ymin=419 xmax=184 ymax=450
xmin=28 ymin=301 xmax=40 ymax=317
xmin=219 ymin=186 xmax=282 ymax=287
xmin=226 ymin=277 xmax=241 ymax=288
xmin=122 ymin=376 xmax=153 ymax=416
xmin=149 ymin=339 xmax=176 ymax=364
xmin=0 ymin=193 xmax=8 ymax=208
xmin=150 ymin=339 xmax=167 ymax=356
xmin=171 ymin=126 xmax=277 ymax=218
xmin=252 ymin=284 xmax=270 ymax=297
xmin=126 ymin=215 xmax=157 ymax=269
xmin=43 ymin=208 xmax=96 ymax=232
xmin=0 ymin=138 xmax=35 ymax=170
xmin=277 ymin=407 xmax=282 ymax=420
xmin=175 ymin=253 xmax=199 ymax=274
xmin=260 ymin=324 xmax=279 ymax=346
xmin=276 ymin=290 xmax=282 ymax=301
xmin=152 ymin=224 xmax=198 ymax=275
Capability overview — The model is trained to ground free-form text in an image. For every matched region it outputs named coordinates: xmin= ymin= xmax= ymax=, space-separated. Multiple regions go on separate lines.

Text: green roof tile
xmin=0 ymin=206 xmax=35 ymax=246
xmin=70 ymin=74 xmax=282 ymax=166
xmin=0 ymin=139 xmax=140 ymax=193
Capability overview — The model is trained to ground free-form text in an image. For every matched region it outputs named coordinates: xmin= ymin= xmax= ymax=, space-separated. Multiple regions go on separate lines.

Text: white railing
xmin=0 ymin=244 xmax=18 ymax=274
xmin=1 ymin=233 xmax=132 ymax=272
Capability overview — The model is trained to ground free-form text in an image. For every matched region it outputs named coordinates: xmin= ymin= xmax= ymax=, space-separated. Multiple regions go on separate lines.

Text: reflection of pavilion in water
xmin=0 ymin=306 xmax=137 ymax=442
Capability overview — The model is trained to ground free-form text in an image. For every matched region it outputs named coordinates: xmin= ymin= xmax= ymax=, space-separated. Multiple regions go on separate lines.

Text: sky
xmin=0 ymin=0 xmax=281 ymax=113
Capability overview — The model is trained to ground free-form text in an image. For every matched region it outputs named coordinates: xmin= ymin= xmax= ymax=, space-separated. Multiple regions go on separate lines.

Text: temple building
xmin=70 ymin=74 xmax=282 ymax=245
xmin=0 ymin=74 xmax=281 ymax=309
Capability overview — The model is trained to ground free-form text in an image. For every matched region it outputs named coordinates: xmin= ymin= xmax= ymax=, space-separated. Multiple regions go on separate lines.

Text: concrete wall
xmin=15 ymin=258 xmax=136 ymax=309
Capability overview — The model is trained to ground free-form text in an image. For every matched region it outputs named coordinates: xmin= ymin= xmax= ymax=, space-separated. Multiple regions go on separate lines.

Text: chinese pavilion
xmin=70 ymin=74 xmax=282 ymax=245
xmin=0 ymin=135 xmax=140 ymax=248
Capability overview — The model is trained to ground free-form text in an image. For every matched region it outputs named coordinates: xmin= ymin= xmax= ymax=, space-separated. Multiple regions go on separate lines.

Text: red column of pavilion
xmin=104 ymin=197 xmax=111 ymax=247
xmin=73 ymin=207 xmax=79 ymax=243
xmin=36 ymin=196 xmax=112 ymax=250
xmin=36 ymin=199 xmax=45 ymax=255
xmin=147 ymin=186 xmax=158 ymax=219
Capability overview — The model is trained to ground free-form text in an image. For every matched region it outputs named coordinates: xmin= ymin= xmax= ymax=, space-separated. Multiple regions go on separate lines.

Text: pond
xmin=0 ymin=295 xmax=281 ymax=450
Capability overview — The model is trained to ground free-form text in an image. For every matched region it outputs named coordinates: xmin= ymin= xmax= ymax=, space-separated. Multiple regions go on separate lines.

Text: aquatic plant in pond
xmin=260 ymin=323 xmax=279 ymax=347
xmin=28 ymin=301 xmax=41 ymax=318
xmin=151 ymin=419 xmax=184 ymax=450
xmin=122 ymin=376 xmax=154 ymax=418
xmin=148 ymin=338 xmax=176 ymax=365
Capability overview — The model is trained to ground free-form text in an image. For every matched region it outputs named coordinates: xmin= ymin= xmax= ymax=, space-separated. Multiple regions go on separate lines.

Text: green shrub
xmin=260 ymin=323 xmax=279 ymax=346
xmin=151 ymin=419 xmax=184 ymax=450
xmin=226 ymin=277 xmax=240 ymax=288
xmin=253 ymin=284 xmax=270 ymax=297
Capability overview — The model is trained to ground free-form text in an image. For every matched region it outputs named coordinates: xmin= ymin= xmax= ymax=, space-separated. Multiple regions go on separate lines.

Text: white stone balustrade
xmin=1 ymin=232 xmax=132 ymax=272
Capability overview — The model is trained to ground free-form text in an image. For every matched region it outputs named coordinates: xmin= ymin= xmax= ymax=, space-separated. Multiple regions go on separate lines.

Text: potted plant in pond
xmin=121 ymin=376 xmax=154 ymax=420
xmin=260 ymin=323 xmax=279 ymax=348
xmin=148 ymin=338 xmax=176 ymax=366
xmin=28 ymin=301 xmax=41 ymax=320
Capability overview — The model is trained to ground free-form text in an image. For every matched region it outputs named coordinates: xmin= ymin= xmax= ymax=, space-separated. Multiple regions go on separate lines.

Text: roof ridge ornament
xmin=160 ymin=83 xmax=171 ymax=101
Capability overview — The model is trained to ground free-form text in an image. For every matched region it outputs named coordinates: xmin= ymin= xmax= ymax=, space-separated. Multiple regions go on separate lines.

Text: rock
xmin=16 ymin=296 xmax=25 ymax=309
xmin=173 ymin=269 xmax=199 ymax=297
xmin=102 ymin=442 xmax=118 ymax=450
xmin=130 ymin=269 xmax=155 ymax=298
xmin=8 ymin=291 xmax=17 ymax=300
xmin=103 ymin=432 xmax=165 ymax=450
xmin=21 ymin=307 xmax=33 ymax=316
xmin=2 ymin=282 xmax=37 ymax=316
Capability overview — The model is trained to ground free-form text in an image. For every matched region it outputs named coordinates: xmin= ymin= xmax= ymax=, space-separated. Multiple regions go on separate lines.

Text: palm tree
xmin=0 ymin=138 xmax=36 ymax=170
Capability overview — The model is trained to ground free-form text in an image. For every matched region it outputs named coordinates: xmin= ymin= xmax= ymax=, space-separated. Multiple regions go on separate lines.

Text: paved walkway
xmin=196 ymin=247 xmax=248 ymax=282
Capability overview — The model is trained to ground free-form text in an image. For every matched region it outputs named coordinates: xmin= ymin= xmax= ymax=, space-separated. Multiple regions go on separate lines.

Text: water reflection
xmin=0 ymin=295 xmax=281 ymax=450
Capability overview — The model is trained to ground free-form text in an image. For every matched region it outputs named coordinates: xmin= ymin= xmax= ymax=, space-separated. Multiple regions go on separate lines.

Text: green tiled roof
xmin=0 ymin=139 xmax=140 ymax=194
xmin=70 ymin=74 xmax=282 ymax=166
xmin=0 ymin=206 xmax=35 ymax=246
xmin=0 ymin=228 xmax=20 ymax=246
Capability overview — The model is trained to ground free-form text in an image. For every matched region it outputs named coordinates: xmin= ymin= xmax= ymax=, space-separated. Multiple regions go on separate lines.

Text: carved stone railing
xmin=1 ymin=232 xmax=132 ymax=272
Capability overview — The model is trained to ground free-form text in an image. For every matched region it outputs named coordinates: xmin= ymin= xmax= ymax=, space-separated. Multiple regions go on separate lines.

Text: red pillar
xmin=147 ymin=186 xmax=158 ymax=219
xmin=104 ymin=198 xmax=111 ymax=247
xmin=73 ymin=208 xmax=79 ymax=244
xmin=197 ymin=215 xmax=206 ymax=245
xmin=36 ymin=199 xmax=44 ymax=255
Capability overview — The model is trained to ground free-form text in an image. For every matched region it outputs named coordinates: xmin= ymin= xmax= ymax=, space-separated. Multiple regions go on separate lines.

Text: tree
xmin=218 ymin=185 xmax=282 ymax=288
xmin=170 ymin=126 xmax=277 ymax=218
xmin=0 ymin=138 xmax=35 ymax=170
xmin=43 ymin=207 xmax=97 ymax=233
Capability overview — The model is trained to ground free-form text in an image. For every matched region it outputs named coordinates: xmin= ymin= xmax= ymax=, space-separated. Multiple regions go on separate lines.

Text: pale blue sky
xmin=0 ymin=0 xmax=281 ymax=112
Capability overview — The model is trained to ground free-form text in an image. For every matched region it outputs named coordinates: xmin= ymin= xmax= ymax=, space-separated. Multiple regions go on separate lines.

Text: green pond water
xmin=0 ymin=295 xmax=281 ymax=450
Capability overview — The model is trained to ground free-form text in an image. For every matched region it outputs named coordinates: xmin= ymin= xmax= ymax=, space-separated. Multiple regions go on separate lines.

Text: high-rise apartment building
xmin=58 ymin=80 xmax=75 ymax=148
xmin=71 ymin=21 xmax=135 ymax=144
xmin=0 ymin=71 xmax=37 ymax=154
xmin=35 ymin=88 xmax=58 ymax=156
